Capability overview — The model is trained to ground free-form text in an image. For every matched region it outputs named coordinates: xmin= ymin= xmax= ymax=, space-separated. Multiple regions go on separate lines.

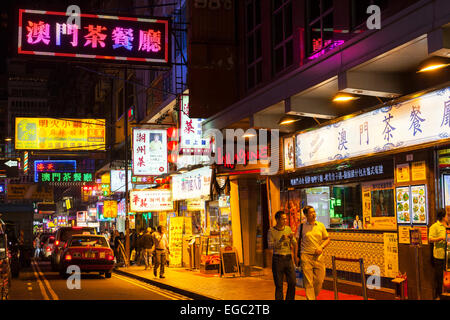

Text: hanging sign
xmin=179 ymin=95 xmax=210 ymax=155
xmin=15 ymin=117 xmax=106 ymax=151
xmin=34 ymin=160 xmax=77 ymax=182
xmin=129 ymin=189 xmax=173 ymax=212
xmin=38 ymin=171 xmax=94 ymax=183
xmin=18 ymin=9 xmax=170 ymax=66
xmin=110 ymin=170 xmax=132 ymax=193
xmin=171 ymin=167 xmax=212 ymax=201
xmin=103 ymin=200 xmax=118 ymax=218
xmin=132 ymin=128 xmax=168 ymax=176
xmin=295 ymin=87 xmax=450 ymax=168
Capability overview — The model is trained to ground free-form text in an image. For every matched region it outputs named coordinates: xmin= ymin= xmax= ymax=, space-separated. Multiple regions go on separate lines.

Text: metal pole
xmin=332 ymin=256 xmax=338 ymax=300
xmin=124 ymin=66 xmax=130 ymax=267
xmin=359 ymin=258 xmax=368 ymax=300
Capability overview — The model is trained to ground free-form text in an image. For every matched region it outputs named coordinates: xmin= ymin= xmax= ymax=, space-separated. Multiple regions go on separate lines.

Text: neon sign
xmin=38 ymin=171 xmax=93 ymax=183
xmin=34 ymin=160 xmax=76 ymax=182
xmin=18 ymin=9 xmax=170 ymax=66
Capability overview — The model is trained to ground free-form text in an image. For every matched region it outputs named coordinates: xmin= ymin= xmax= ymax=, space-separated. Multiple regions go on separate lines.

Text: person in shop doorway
xmin=429 ymin=209 xmax=448 ymax=300
xmin=136 ymin=230 xmax=145 ymax=266
xmin=268 ymin=211 xmax=298 ymax=300
xmin=153 ymin=226 xmax=169 ymax=278
xmin=129 ymin=229 xmax=137 ymax=265
xmin=141 ymin=228 xmax=154 ymax=270
xmin=353 ymin=215 xmax=363 ymax=229
xmin=297 ymin=205 xmax=330 ymax=300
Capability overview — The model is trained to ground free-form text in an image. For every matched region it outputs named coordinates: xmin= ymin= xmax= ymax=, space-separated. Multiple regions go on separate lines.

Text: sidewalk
xmin=114 ymin=264 xmax=368 ymax=300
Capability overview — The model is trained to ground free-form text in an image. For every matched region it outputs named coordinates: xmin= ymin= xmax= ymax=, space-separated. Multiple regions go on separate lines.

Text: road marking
xmin=31 ymin=261 xmax=50 ymax=300
xmin=32 ymin=260 xmax=59 ymax=300
xmin=112 ymin=274 xmax=191 ymax=300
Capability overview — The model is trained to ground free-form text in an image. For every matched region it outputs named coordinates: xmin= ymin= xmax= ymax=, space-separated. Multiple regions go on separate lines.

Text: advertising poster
xmin=362 ymin=180 xmax=396 ymax=230
xmin=171 ymin=167 xmax=212 ymax=201
xmin=396 ymin=164 xmax=410 ymax=183
xmin=110 ymin=170 xmax=132 ymax=193
xmin=383 ymin=233 xmax=399 ymax=278
xmin=132 ymin=128 xmax=168 ymax=176
xmin=15 ymin=117 xmax=105 ymax=150
xmin=398 ymin=226 xmax=411 ymax=244
xmin=396 ymin=186 xmax=411 ymax=224
xmin=411 ymin=185 xmax=428 ymax=225
xmin=411 ymin=161 xmax=426 ymax=181
xmin=169 ymin=216 xmax=184 ymax=267
xmin=284 ymin=137 xmax=295 ymax=171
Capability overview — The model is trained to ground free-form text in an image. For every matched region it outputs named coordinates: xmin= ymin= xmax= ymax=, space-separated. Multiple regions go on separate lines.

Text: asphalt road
xmin=9 ymin=259 xmax=192 ymax=301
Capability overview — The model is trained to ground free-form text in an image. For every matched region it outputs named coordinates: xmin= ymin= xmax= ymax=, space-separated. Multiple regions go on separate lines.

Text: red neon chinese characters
xmin=26 ymin=21 xmax=50 ymax=45
xmin=138 ymin=29 xmax=161 ymax=52
xmin=56 ymin=23 xmax=78 ymax=47
xmin=84 ymin=25 xmax=107 ymax=48
xmin=112 ymin=27 xmax=134 ymax=51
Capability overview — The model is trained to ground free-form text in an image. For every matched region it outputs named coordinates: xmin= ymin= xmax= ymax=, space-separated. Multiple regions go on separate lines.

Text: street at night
xmin=0 ymin=0 xmax=450 ymax=317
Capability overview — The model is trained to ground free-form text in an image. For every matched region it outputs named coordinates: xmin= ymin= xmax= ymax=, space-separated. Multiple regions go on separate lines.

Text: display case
xmin=199 ymin=235 xmax=220 ymax=273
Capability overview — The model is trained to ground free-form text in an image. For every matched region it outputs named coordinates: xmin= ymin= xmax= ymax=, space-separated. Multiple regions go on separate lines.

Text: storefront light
xmin=417 ymin=56 xmax=450 ymax=73
xmin=332 ymin=93 xmax=360 ymax=102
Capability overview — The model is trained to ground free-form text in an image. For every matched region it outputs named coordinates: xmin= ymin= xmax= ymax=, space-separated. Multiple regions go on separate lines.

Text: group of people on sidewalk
xmin=132 ymin=226 xmax=170 ymax=279
xmin=268 ymin=206 xmax=329 ymax=301
xmin=269 ymin=205 xmax=450 ymax=301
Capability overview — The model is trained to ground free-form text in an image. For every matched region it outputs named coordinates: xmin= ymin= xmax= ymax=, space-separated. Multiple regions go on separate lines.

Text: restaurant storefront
xmin=280 ymin=85 xmax=450 ymax=299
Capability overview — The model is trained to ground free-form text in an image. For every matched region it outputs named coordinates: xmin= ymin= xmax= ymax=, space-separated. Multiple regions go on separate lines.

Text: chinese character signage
xmin=179 ymin=95 xmax=210 ymax=155
xmin=34 ymin=160 xmax=77 ymax=182
xmin=290 ymin=163 xmax=391 ymax=187
xmin=103 ymin=200 xmax=118 ymax=218
xmin=15 ymin=117 xmax=105 ymax=151
xmin=110 ymin=170 xmax=132 ymax=193
xmin=38 ymin=172 xmax=94 ymax=183
xmin=129 ymin=189 xmax=173 ymax=212
xmin=132 ymin=128 xmax=168 ymax=176
xmin=172 ymin=167 xmax=212 ymax=201
xmin=295 ymin=87 xmax=450 ymax=168
xmin=7 ymin=184 xmax=53 ymax=201
xmin=18 ymin=9 xmax=170 ymax=66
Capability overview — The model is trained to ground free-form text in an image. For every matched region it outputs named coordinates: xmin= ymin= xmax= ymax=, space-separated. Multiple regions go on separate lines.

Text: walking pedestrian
xmin=153 ymin=226 xmax=169 ymax=278
xmin=268 ymin=211 xmax=298 ymax=300
xmin=141 ymin=228 xmax=154 ymax=270
xmin=136 ymin=230 xmax=144 ymax=266
xmin=297 ymin=205 xmax=330 ymax=300
xmin=429 ymin=209 xmax=448 ymax=300
xmin=33 ymin=234 xmax=41 ymax=259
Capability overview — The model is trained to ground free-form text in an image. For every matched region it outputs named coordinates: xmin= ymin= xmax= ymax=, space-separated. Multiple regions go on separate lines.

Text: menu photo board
xmin=396 ymin=186 xmax=411 ymax=224
xmin=396 ymin=185 xmax=428 ymax=226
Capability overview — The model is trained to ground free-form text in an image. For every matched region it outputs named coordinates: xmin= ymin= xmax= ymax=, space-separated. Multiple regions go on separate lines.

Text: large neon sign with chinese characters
xmin=18 ymin=9 xmax=170 ymax=66
xmin=34 ymin=160 xmax=77 ymax=182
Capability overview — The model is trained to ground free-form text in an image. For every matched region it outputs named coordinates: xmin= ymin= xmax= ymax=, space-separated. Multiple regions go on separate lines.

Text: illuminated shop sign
xmin=130 ymin=189 xmax=173 ymax=212
xmin=179 ymin=95 xmax=210 ymax=155
xmin=172 ymin=167 xmax=212 ymax=200
xmin=38 ymin=171 xmax=94 ymax=183
xmin=295 ymin=87 xmax=450 ymax=168
xmin=15 ymin=117 xmax=106 ymax=151
xmin=18 ymin=9 xmax=170 ymax=66
xmin=34 ymin=160 xmax=76 ymax=182
xmin=132 ymin=128 xmax=168 ymax=176
xmin=290 ymin=162 xmax=392 ymax=187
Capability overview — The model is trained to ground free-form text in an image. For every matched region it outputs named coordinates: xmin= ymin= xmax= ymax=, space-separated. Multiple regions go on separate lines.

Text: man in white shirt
xmin=268 ymin=211 xmax=298 ymax=300
xmin=153 ymin=225 xmax=170 ymax=278
xmin=298 ymin=205 xmax=330 ymax=300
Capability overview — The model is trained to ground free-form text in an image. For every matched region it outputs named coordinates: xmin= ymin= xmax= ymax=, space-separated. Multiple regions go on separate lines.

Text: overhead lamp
xmin=242 ymin=132 xmax=257 ymax=138
xmin=417 ymin=56 xmax=450 ymax=73
xmin=278 ymin=115 xmax=302 ymax=125
xmin=332 ymin=93 xmax=360 ymax=102
xmin=4 ymin=137 xmax=12 ymax=142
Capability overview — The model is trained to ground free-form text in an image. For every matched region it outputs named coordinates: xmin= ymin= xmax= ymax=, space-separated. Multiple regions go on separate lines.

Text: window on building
xmin=306 ymin=0 xmax=335 ymax=58
xmin=272 ymin=0 xmax=293 ymax=75
xmin=246 ymin=0 xmax=263 ymax=89
xmin=351 ymin=0 xmax=389 ymax=31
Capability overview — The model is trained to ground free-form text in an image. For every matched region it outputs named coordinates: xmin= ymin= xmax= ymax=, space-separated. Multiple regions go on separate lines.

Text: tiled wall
xmin=324 ymin=231 xmax=387 ymax=277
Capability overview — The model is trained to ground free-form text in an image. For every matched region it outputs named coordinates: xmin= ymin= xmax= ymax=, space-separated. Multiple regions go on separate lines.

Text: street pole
xmin=124 ymin=66 xmax=130 ymax=267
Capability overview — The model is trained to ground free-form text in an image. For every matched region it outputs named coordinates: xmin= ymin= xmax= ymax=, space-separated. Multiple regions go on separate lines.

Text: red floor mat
xmin=296 ymin=289 xmax=367 ymax=300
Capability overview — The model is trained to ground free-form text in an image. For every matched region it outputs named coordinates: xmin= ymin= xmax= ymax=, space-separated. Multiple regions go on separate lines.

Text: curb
xmin=113 ymin=269 xmax=218 ymax=300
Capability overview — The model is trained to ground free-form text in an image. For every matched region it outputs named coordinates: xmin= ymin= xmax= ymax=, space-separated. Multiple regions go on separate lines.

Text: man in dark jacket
xmin=141 ymin=228 xmax=154 ymax=270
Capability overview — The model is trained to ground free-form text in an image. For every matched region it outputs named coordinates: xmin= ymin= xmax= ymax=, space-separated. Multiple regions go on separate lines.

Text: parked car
xmin=51 ymin=227 xmax=96 ymax=271
xmin=59 ymin=234 xmax=114 ymax=279
xmin=41 ymin=236 xmax=55 ymax=260
xmin=0 ymin=219 xmax=12 ymax=300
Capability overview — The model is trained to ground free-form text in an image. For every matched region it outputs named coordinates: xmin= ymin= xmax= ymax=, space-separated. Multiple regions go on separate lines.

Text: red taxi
xmin=59 ymin=234 xmax=114 ymax=279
